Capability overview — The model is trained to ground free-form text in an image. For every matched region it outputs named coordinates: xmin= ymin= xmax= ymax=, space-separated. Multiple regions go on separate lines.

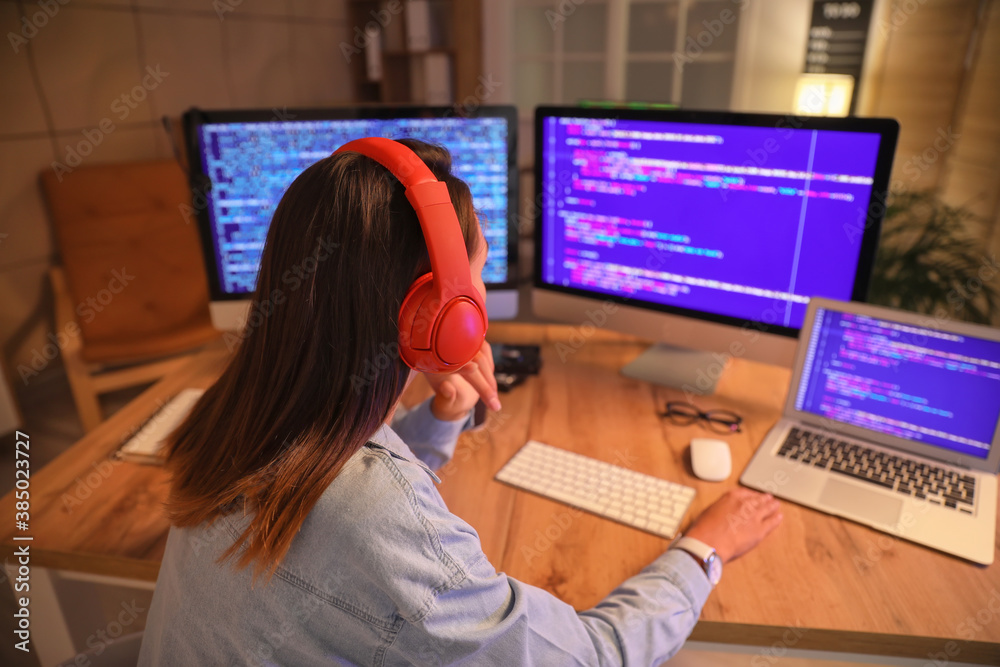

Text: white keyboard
xmin=496 ymin=440 xmax=696 ymax=539
xmin=117 ymin=388 xmax=205 ymax=462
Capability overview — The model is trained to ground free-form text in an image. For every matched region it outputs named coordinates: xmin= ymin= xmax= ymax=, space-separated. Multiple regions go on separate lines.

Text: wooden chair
xmin=41 ymin=159 xmax=221 ymax=432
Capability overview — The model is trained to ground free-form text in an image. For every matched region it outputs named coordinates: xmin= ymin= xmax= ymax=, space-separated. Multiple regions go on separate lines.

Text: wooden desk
xmin=3 ymin=326 xmax=998 ymax=663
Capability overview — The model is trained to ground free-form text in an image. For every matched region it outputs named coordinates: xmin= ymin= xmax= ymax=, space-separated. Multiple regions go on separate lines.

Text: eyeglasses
xmin=659 ymin=401 xmax=743 ymax=434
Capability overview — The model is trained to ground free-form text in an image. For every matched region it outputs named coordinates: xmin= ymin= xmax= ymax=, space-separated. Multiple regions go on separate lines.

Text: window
xmin=511 ymin=0 xmax=742 ymax=112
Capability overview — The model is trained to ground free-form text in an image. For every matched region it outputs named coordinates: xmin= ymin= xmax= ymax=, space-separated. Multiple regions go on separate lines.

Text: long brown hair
xmin=164 ymin=139 xmax=482 ymax=583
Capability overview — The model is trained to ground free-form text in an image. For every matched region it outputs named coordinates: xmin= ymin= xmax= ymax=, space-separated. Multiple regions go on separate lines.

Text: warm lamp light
xmin=794 ymin=74 xmax=855 ymax=117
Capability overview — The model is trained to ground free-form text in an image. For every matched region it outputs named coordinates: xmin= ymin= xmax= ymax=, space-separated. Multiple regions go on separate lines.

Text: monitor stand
xmin=620 ymin=343 xmax=731 ymax=395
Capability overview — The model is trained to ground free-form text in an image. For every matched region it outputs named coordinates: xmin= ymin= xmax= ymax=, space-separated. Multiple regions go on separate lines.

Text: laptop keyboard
xmin=778 ymin=427 xmax=976 ymax=514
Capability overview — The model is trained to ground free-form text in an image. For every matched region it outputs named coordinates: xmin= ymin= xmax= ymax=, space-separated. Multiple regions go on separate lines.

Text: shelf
xmin=346 ymin=0 xmax=479 ymax=105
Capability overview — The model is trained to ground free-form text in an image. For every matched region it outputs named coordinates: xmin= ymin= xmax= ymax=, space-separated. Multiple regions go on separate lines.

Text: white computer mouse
xmin=690 ymin=438 xmax=732 ymax=482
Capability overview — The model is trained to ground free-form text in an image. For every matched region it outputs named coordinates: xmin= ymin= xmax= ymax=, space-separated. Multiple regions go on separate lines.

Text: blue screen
xmin=538 ymin=115 xmax=883 ymax=329
xmin=196 ymin=117 xmax=511 ymax=294
xmin=795 ymin=307 xmax=1000 ymax=459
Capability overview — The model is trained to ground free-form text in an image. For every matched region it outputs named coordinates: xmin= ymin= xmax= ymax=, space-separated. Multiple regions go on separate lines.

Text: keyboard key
xmin=944 ymin=492 xmax=973 ymax=506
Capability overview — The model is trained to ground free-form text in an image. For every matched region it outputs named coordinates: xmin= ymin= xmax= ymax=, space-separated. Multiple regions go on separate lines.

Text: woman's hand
xmin=682 ymin=488 xmax=783 ymax=564
xmin=424 ymin=341 xmax=502 ymax=421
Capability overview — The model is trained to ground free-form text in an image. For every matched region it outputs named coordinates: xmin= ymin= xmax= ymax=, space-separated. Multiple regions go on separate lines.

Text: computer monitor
xmin=533 ymin=106 xmax=899 ymax=394
xmin=182 ymin=105 xmax=519 ymax=330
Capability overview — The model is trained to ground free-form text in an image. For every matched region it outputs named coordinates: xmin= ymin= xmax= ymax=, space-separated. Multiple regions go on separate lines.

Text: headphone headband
xmin=333 ymin=137 xmax=488 ymax=371
xmin=334 ymin=138 xmax=476 ymax=303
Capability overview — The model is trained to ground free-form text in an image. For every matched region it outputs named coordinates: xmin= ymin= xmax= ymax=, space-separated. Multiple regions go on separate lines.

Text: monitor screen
xmin=534 ymin=108 xmax=899 ymax=343
xmin=184 ymin=106 xmax=518 ymax=306
xmin=796 ymin=305 xmax=1000 ymax=461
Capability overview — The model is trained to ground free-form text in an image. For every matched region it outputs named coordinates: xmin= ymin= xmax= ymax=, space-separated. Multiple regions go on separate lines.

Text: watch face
xmin=706 ymin=553 xmax=722 ymax=585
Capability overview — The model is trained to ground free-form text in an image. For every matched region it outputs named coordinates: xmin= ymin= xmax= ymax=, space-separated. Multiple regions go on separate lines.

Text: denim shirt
xmin=138 ymin=398 xmax=712 ymax=666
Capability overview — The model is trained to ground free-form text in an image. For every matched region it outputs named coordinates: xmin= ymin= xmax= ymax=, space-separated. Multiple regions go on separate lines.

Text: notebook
xmin=741 ymin=298 xmax=1000 ymax=564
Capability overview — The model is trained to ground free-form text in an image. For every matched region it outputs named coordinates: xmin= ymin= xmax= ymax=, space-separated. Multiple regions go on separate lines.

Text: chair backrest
xmin=41 ymin=160 xmax=218 ymax=363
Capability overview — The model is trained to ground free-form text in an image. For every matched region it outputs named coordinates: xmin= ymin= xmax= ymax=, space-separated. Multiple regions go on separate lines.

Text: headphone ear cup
xmin=335 ymin=138 xmax=490 ymax=371
xmin=398 ymin=273 xmax=487 ymax=372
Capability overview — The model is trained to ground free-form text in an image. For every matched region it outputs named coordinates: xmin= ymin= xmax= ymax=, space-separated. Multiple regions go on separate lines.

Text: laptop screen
xmin=794 ymin=306 xmax=1000 ymax=460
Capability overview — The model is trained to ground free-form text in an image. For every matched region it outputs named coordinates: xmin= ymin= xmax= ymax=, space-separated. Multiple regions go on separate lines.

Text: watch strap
xmin=672 ymin=536 xmax=714 ymax=561
xmin=671 ymin=536 xmax=721 ymax=585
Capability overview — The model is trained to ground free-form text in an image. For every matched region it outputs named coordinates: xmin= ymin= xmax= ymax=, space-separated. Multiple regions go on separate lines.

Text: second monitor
xmin=533 ymin=106 xmax=899 ymax=393
xmin=183 ymin=105 xmax=519 ymax=330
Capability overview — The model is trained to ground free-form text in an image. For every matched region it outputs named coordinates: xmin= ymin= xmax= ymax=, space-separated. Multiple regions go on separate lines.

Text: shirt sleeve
xmin=385 ymin=408 xmax=712 ymax=665
xmin=390 ymin=398 xmax=477 ymax=471
xmin=388 ymin=547 xmax=712 ymax=666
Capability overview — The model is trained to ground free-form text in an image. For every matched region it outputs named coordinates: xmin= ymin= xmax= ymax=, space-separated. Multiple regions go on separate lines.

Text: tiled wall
xmin=0 ymin=0 xmax=353 ymax=385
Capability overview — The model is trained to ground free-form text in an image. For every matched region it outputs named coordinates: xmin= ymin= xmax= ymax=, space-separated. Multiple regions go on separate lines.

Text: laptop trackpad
xmin=818 ymin=478 xmax=903 ymax=527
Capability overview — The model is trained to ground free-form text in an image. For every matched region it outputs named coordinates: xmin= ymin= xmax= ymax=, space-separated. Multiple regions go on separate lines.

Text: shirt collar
xmin=364 ymin=423 xmax=441 ymax=483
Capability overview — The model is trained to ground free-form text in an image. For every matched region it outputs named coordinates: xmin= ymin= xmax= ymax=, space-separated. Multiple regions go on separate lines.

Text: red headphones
xmin=334 ymin=137 xmax=488 ymax=373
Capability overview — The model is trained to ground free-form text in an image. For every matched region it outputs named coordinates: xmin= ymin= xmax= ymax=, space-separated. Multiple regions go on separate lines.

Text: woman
xmin=139 ymin=139 xmax=782 ymax=665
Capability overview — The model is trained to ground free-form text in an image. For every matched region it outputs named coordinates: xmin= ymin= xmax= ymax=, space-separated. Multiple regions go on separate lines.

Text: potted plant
xmin=868 ymin=190 xmax=998 ymax=325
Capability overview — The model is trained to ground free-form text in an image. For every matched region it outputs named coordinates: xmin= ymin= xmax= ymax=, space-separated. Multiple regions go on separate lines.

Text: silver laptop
xmin=741 ymin=298 xmax=1000 ymax=565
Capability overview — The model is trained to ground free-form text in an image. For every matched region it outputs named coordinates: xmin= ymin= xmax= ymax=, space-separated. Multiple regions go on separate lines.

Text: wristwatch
xmin=671 ymin=536 xmax=722 ymax=586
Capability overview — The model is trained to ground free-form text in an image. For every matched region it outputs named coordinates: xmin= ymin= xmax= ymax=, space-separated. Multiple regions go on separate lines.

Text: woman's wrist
xmin=681 ymin=526 xmax=733 ymax=564
xmin=430 ymin=395 xmax=473 ymax=422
